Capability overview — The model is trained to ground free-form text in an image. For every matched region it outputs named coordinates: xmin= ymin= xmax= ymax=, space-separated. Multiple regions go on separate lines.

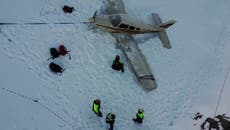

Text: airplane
xmin=85 ymin=0 xmax=176 ymax=91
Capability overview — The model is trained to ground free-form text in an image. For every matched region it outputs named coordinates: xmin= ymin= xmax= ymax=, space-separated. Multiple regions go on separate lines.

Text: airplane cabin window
xmin=129 ymin=26 xmax=135 ymax=30
xmin=109 ymin=15 xmax=121 ymax=27
xmin=119 ymin=23 xmax=129 ymax=29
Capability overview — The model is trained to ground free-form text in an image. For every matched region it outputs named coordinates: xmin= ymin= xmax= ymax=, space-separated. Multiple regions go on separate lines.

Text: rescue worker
xmin=106 ymin=113 xmax=116 ymax=130
xmin=92 ymin=99 xmax=102 ymax=117
xmin=133 ymin=109 xmax=144 ymax=124
xmin=111 ymin=55 xmax=124 ymax=72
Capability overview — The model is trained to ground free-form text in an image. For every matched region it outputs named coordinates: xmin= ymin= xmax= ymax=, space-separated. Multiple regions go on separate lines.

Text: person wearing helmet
xmin=111 ymin=55 xmax=124 ymax=72
xmin=106 ymin=113 xmax=116 ymax=130
xmin=92 ymin=99 xmax=102 ymax=117
xmin=133 ymin=109 xmax=144 ymax=124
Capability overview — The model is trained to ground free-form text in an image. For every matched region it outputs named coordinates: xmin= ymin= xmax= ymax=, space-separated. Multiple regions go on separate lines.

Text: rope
xmin=0 ymin=22 xmax=76 ymax=25
xmin=1 ymin=87 xmax=77 ymax=130
xmin=214 ymin=67 xmax=230 ymax=116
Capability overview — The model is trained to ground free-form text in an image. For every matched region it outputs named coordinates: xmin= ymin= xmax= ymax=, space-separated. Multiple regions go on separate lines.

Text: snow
xmin=0 ymin=0 xmax=230 ymax=130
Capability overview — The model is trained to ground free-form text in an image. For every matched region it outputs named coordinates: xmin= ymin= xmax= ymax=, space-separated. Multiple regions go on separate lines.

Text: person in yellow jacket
xmin=92 ymin=99 xmax=102 ymax=117
xmin=133 ymin=109 xmax=144 ymax=124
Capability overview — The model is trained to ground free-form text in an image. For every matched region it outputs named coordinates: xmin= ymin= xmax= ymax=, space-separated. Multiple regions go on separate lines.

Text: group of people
xmin=92 ymin=99 xmax=144 ymax=130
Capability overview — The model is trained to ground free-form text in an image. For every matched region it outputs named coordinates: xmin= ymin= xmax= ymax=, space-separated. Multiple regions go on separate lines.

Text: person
xmin=111 ymin=55 xmax=124 ymax=72
xmin=133 ymin=109 xmax=144 ymax=124
xmin=92 ymin=99 xmax=102 ymax=117
xmin=106 ymin=113 xmax=116 ymax=130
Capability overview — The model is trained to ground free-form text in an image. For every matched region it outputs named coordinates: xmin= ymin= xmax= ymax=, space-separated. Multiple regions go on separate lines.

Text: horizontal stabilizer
xmin=158 ymin=30 xmax=171 ymax=49
xmin=152 ymin=13 xmax=174 ymax=49
xmin=160 ymin=20 xmax=176 ymax=28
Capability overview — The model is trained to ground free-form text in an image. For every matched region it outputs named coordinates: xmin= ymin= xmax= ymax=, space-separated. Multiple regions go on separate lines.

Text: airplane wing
xmin=102 ymin=0 xmax=157 ymax=90
xmin=113 ymin=33 xmax=157 ymax=91
xmin=103 ymin=0 xmax=126 ymax=14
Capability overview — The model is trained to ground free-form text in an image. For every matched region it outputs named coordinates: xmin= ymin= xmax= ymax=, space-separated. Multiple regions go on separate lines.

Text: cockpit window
xmin=136 ymin=28 xmax=140 ymax=31
xmin=119 ymin=23 xmax=129 ymax=29
xmin=129 ymin=26 xmax=135 ymax=30
xmin=109 ymin=15 xmax=121 ymax=27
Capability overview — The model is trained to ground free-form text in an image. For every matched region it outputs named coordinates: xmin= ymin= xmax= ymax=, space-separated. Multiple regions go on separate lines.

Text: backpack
xmin=59 ymin=45 xmax=71 ymax=60
xmin=49 ymin=48 xmax=60 ymax=60
xmin=49 ymin=62 xmax=64 ymax=75
xmin=59 ymin=45 xmax=68 ymax=55
xmin=63 ymin=6 xmax=75 ymax=13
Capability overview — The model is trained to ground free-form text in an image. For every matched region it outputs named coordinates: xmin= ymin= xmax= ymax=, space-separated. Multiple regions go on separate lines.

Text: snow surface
xmin=0 ymin=0 xmax=230 ymax=130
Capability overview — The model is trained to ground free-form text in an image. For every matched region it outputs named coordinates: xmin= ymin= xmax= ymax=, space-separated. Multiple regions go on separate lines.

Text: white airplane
xmin=85 ymin=0 xmax=176 ymax=91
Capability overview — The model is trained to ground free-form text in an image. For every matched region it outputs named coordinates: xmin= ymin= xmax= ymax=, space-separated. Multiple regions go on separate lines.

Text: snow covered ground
xmin=0 ymin=0 xmax=230 ymax=130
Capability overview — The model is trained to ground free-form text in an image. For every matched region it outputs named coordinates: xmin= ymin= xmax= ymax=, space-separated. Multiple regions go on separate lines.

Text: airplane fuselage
xmin=94 ymin=14 xmax=163 ymax=34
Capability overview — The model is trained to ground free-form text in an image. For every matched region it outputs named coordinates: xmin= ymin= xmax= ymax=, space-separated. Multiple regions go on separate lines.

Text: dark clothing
xmin=201 ymin=118 xmax=219 ymax=130
xmin=112 ymin=61 xmax=124 ymax=72
xmin=49 ymin=63 xmax=64 ymax=74
xmin=63 ymin=6 xmax=75 ymax=13
xmin=193 ymin=112 xmax=203 ymax=120
xmin=106 ymin=113 xmax=115 ymax=130
xmin=111 ymin=55 xmax=124 ymax=72
xmin=50 ymin=48 xmax=60 ymax=59
xmin=133 ymin=112 xmax=144 ymax=124
xmin=216 ymin=115 xmax=230 ymax=130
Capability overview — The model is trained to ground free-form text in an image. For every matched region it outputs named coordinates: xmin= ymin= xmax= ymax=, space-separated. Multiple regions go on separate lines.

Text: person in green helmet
xmin=92 ymin=99 xmax=102 ymax=117
xmin=106 ymin=113 xmax=116 ymax=130
xmin=133 ymin=109 xmax=144 ymax=124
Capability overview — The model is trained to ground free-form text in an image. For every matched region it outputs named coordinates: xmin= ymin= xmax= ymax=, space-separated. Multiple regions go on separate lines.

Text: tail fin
xmin=160 ymin=20 xmax=176 ymax=28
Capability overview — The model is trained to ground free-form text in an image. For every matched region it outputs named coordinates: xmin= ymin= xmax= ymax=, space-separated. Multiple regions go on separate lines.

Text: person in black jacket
xmin=111 ymin=55 xmax=124 ymax=72
xmin=106 ymin=113 xmax=116 ymax=130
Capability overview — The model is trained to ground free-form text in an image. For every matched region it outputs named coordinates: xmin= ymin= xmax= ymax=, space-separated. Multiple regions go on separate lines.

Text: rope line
xmin=1 ymin=87 xmax=76 ymax=130
xmin=214 ymin=67 xmax=230 ymax=116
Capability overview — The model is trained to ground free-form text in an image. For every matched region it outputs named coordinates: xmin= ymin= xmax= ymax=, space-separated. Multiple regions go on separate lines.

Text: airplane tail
xmin=152 ymin=13 xmax=175 ymax=49
xmin=159 ymin=20 xmax=176 ymax=29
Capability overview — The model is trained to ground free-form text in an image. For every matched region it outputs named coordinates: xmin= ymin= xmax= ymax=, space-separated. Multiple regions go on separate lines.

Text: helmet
xmin=115 ymin=55 xmax=120 ymax=61
xmin=111 ymin=114 xmax=116 ymax=119
xmin=108 ymin=113 xmax=116 ymax=119
xmin=138 ymin=108 xmax=144 ymax=113
xmin=94 ymin=99 xmax=101 ymax=104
